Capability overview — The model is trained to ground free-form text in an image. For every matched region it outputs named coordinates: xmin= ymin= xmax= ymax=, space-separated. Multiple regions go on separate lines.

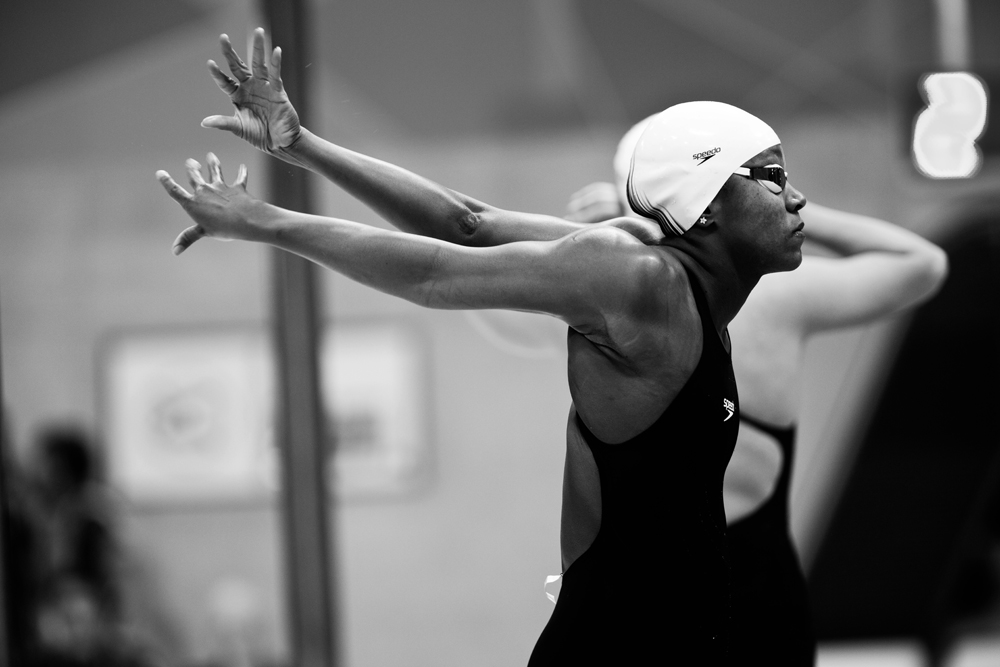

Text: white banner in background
xmin=103 ymin=323 xmax=427 ymax=505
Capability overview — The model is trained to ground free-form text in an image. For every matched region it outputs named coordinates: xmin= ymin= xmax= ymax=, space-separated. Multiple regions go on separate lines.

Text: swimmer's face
xmin=711 ymin=145 xmax=806 ymax=275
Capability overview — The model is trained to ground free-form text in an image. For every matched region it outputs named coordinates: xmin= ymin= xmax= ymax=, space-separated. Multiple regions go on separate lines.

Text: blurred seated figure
xmin=24 ymin=424 xmax=148 ymax=667
xmin=33 ymin=426 xmax=116 ymax=604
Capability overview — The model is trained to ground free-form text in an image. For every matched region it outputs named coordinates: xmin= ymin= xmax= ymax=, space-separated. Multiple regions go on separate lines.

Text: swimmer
xmin=564 ymin=116 xmax=949 ymax=665
xmin=159 ymin=27 xmax=808 ymax=664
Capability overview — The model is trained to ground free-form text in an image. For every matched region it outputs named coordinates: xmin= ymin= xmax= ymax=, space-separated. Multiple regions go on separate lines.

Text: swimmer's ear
xmin=695 ymin=203 xmax=721 ymax=228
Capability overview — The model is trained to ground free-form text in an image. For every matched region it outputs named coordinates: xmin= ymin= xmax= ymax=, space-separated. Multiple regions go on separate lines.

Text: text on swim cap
xmin=692 ymin=147 xmax=721 ymax=164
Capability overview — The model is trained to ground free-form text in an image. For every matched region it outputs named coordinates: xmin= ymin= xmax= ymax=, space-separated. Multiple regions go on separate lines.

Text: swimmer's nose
xmin=786 ymin=183 xmax=807 ymax=212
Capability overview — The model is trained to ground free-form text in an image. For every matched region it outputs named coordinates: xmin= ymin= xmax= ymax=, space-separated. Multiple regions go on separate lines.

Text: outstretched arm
xmin=202 ymin=28 xmax=580 ymax=247
xmin=286 ymin=128 xmax=583 ymax=246
xmin=779 ymin=202 xmax=949 ymax=332
xmin=156 ymin=155 xmax=648 ymax=327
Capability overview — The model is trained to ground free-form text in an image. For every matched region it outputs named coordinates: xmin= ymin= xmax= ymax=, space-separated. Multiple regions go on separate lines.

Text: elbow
xmin=451 ymin=198 xmax=505 ymax=246
xmin=455 ymin=210 xmax=483 ymax=239
xmin=434 ymin=206 xmax=483 ymax=244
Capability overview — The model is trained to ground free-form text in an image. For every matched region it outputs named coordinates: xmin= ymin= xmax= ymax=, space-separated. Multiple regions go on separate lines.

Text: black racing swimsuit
xmin=528 ymin=273 xmax=739 ymax=666
xmin=728 ymin=416 xmax=816 ymax=666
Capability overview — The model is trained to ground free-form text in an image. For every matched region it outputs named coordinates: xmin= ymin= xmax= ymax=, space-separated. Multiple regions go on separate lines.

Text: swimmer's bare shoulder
xmin=563 ymin=224 xmax=703 ymax=442
xmin=557 ymin=222 xmax=696 ymax=346
xmin=590 ymin=217 xmax=701 ymax=358
xmin=594 ymin=215 xmax=665 ymax=246
xmin=578 ymin=219 xmax=697 ymax=337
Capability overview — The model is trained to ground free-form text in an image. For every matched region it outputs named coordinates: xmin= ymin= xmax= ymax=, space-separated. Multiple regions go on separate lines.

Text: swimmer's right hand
xmin=157 ymin=153 xmax=266 ymax=256
xmin=201 ymin=28 xmax=302 ymax=159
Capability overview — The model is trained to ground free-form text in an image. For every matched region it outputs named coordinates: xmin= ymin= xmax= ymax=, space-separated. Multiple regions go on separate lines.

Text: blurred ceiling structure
xmin=310 ymin=0 xmax=911 ymax=133
xmin=4 ymin=0 xmax=1000 ymax=137
xmin=0 ymin=0 xmax=209 ymax=99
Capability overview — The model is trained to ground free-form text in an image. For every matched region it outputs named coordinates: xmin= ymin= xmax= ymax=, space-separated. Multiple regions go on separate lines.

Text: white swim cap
xmin=626 ymin=101 xmax=780 ymax=235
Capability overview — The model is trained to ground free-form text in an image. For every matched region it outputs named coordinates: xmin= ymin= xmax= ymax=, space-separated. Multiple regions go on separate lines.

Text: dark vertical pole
xmin=259 ymin=1 xmax=339 ymax=666
xmin=0 ymin=300 xmax=9 ymax=667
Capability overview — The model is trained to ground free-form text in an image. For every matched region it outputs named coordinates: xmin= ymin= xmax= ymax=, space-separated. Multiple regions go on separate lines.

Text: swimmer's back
xmin=528 ymin=270 xmax=739 ymax=666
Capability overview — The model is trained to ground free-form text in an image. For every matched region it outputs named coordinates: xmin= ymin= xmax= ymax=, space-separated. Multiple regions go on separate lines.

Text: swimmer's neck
xmin=661 ymin=243 xmax=760 ymax=335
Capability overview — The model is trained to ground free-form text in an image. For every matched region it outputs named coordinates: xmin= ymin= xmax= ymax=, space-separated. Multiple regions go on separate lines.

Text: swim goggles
xmin=732 ymin=164 xmax=787 ymax=194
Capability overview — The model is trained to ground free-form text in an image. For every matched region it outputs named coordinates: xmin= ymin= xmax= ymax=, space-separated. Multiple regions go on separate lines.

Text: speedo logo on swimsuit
xmin=693 ymin=147 xmax=721 ymax=165
xmin=723 ymin=398 xmax=735 ymax=422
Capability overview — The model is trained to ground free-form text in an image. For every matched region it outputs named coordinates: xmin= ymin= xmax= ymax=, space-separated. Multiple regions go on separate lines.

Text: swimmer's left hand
xmin=156 ymin=153 xmax=265 ymax=255
xmin=202 ymin=28 xmax=302 ymax=159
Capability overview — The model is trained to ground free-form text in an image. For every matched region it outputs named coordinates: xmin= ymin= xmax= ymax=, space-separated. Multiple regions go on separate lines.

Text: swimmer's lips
xmin=791 ymin=220 xmax=806 ymax=240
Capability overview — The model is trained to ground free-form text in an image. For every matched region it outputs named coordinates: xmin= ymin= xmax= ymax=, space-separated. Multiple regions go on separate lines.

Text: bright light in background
xmin=912 ymin=72 xmax=989 ymax=179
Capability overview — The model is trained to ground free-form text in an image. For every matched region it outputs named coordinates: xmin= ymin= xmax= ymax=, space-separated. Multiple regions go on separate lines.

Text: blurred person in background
xmin=22 ymin=424 xmax=156 ymax=667
xmin=562 ymin=117 xmax=949 ymax=665
xmin=158 ymin=27 xmax=808 ymax=665
xmin=29 ymin=424 xmax=119 ymax=666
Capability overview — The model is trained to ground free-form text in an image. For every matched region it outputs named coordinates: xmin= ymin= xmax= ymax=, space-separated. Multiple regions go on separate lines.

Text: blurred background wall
xmin=2 ymin=0 xmax=999 ymax=665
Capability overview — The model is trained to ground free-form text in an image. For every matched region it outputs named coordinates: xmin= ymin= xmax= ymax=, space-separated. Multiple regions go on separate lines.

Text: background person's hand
xmin=156 ymin=153 xmax=260 ymax=255
xmin=201 ymin=28 xmax=301 ymax=157
xmin=565 ymin=181 xmax=623 ymax=224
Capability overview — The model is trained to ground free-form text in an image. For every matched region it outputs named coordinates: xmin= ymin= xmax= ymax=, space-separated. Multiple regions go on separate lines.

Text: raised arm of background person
xmin=773 ymin=202 xmax=948 ymax=333
xmin=201 ymin=28 xmax=581 ymax=247
xmin=565 ymin=182 xmax=624 ymax=223
xmin=565 ymin=181 xmax=668 ymax=246
xmin=156 ymin=155 xmax=670 ymax=335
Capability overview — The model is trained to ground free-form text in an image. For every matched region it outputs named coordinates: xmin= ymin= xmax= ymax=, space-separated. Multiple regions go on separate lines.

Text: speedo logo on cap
xmin=693 ymin=147 xmax=721 ymax=165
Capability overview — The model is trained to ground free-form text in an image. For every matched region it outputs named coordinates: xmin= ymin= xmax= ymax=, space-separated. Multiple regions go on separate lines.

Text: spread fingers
xmin=206 ymin=152 xmax=224 ymax=184
xmin=185 ymin=159 xmax=208 ymax=189
xmin=208 ymin=60 xmax=239 ymax=95
xmin=220 ymin=34 xmax=251 ymax=81
xmin=156 ymin=170 xmax=193 ymax=203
